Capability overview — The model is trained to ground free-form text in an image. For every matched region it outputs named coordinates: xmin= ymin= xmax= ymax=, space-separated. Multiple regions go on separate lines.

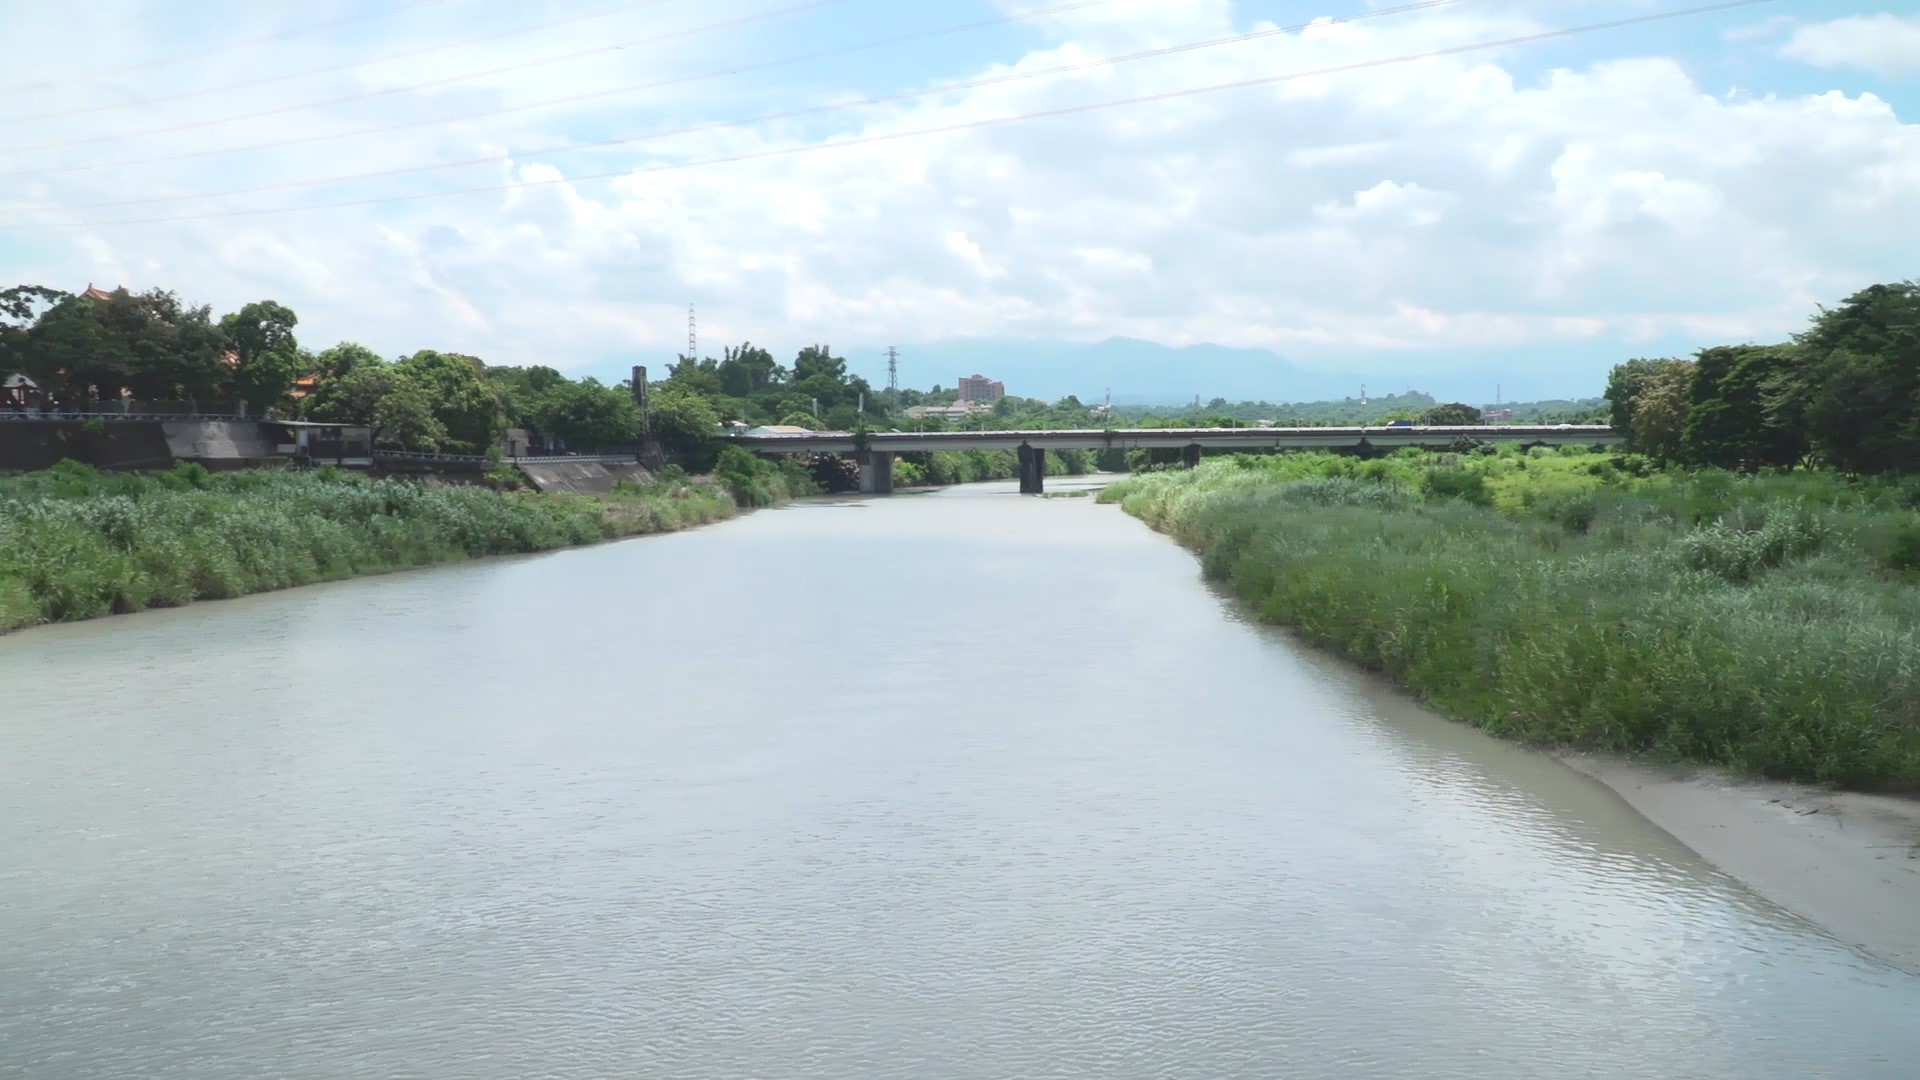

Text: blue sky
xmin=2 ymin=0 xmax=1916 ymax=400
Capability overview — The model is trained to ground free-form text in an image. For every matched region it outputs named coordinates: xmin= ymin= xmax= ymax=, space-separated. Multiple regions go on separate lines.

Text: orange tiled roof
xmin=80 ymin=283 xmax=117 ymax=300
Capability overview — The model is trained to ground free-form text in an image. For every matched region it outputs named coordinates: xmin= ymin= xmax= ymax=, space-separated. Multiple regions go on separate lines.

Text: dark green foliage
xmin=393 ymin=350 xmax=504 ymax=453
xmin=1883 ymin=525 xmax=1920 ymax=575
xmin=1682 ymin=345 xmax=1809 ymax=471
xmin=1423 ymin=402 xmax=1482 ymax=426
xmin=1423 ymin=467 xmax=1490 ymax=505
xmin=1607 ymin=280 xmax=1920 ymax=475
xmin=714 ymin=445 xmax=820 ymax=507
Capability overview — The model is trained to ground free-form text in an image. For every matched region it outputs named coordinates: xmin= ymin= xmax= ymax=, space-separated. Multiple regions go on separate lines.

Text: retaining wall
xmin=0 ymin=421 xmax=176 ymax=472
xmin=517 ymin=461 xmax=655 ymax=495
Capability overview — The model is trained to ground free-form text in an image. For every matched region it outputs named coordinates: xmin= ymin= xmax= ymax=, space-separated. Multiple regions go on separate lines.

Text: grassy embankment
xmin=1101 ymin=448 xmax=1920 ymax=790
xmin=0 ymin=460 xmax=782 ymax=635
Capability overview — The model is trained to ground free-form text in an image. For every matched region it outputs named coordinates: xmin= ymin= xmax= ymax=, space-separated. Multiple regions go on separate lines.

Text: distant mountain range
xmin=839 ymin=335 xmax=1643 ymax=406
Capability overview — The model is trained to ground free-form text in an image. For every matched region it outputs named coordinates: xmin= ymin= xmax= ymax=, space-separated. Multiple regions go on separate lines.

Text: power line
xmin=1 ymin=0 xmax=853 ymax=156
xmin=12 ymin=0 xmax=1471 ymax=212
xmin=0 ymin=0 xmax=1127 ymax=181
xmin=6 ymin=0 xmax=1778 ymax=231
xmin=14 ymin=0 xmax=694 ymax=124
xmin=1 ymin=0 xmax=463 ymax=95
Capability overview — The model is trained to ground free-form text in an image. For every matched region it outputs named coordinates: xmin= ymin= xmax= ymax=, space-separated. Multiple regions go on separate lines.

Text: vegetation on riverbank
xmin=1101 ymin=447 xmax=1920 ymax=790
xmin=0 ymin=461 xmax=741 ymax=635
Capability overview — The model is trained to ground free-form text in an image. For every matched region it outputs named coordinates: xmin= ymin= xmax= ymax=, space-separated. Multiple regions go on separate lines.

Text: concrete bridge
xmin=726 ymin=425 xmax=1624 ymax=494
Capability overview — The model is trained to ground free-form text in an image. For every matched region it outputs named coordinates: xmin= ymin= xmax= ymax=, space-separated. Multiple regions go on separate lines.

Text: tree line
xmin=1604 ymin=280 xmax=1919 ymax=475
xmin=0 ymin=283 xmax=658 ymax=455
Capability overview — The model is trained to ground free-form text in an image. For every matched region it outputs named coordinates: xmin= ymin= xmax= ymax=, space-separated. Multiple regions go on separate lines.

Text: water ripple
xmin=1 ymin=493 xmax=1916 ymax=1078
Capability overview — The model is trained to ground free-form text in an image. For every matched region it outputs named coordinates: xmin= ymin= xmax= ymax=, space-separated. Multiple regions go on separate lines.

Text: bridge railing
xmin=372 ymin=450 xmax=641 ymax=465
xmin=0 ymin=410 xmax=252 ymax=422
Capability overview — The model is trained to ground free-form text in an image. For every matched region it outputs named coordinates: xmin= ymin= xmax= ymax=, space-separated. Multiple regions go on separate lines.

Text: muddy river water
xmin=2 ymin=478 xmax=1916 ymax=1078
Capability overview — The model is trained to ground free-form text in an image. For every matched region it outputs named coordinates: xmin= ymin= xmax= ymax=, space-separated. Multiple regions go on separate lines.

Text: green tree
xmin=313 ymin=342 xmax=384 ymax=382
xmin=374 ymin=379 xmax=448 ymax=452
xmin=717 ymin=343 xmax=783 ymax=398
xmin=218 ymin=300 xmax=302 ymax=407
xmin=0 ymin=286 xmax=67 ymax=382
xmin=394 ymin=350 xmax=505 ymax=453
xmin=665 ymin=354 xmax=725 ymax=398
xmin=1626 ymin=359 xmax=1695 ymax=461
xmin=1681 ymin=345 xmax=1809 ymax=471
xmin=1604 ymin=358 xmax=1680 ymax=438
xmin=1423 ymin=402 xmax=1482 ymax=426
xmin=304 ymin=362 xmax=449 ymax=451
xmin=1796 ymin=281 xmax=1920 ymax=475
xmin=28 ymin=295 xmax=132 ymax=402
xmin=527 ymin=378 xmax=641 ymax=450
xmin=486 ymin=364 xmax=567 ymax=427
xmin=648 ymin=382 xmax=721 ymax=458
xmin=117 ymin=290 xmax=228 ymax=404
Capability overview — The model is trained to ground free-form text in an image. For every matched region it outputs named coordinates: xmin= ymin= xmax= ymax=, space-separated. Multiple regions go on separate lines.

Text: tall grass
xmin=0 ymin=461 xmax=738 ymax=634
xmin=1102 ymin=451 xmax=1920 ymax=790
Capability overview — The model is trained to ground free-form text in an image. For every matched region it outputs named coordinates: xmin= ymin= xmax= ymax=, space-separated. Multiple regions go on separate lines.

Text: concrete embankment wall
xmin=0 ymin=421 xmax=176 ymax=472
xmin=160 ymin=421 xmax=281 ymax=470
xmin=0 ymin=419 xmax=300 ymax=473
xmin=517 ymin=461 xmax=654 ymax=495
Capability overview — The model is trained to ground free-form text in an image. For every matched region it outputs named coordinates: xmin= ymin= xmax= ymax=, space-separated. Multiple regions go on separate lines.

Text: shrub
xmin=1884 ymin=524 xmax=1920 ymax=575
xmin=1423 ymin=467 xmax=1491 ymax=506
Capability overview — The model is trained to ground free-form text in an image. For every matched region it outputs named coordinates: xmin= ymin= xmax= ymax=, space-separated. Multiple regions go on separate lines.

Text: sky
xmin=1 ymin=0 xmax=1915 ymax=401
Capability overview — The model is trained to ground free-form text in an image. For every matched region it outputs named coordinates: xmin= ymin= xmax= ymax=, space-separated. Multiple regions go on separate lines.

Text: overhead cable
xmin=4 ymin=0 xmax=1780 ymax=231
xmin=15 ymin=0 xmax=1474 ymax=209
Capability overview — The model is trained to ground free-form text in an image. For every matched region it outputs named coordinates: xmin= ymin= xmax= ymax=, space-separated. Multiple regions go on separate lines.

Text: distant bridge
xmin=726 ymin=424 xmax=1623 ymax=494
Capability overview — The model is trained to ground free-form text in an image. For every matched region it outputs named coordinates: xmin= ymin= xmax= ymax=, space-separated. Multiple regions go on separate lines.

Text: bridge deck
xmin=726 ymin=425 xmax=1621 ymax=455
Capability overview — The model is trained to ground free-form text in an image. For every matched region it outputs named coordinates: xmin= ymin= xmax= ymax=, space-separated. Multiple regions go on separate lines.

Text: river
xmin=2 ymin=478 xmax=1916 ymax=1078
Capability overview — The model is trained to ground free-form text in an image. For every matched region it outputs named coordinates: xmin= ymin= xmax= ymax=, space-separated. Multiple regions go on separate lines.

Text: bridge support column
xmin=1018 ymin=444 xmax=1046 ymax=494
xmin=1182 ymin=443 xmax=1201 ymax=469
xmin=857 ymin=449 xmax=895 ymax=494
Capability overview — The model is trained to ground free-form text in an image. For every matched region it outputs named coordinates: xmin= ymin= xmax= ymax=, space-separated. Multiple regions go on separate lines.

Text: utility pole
xmin=886 ymin=346 xmax=899 ymax=411
xmin=631 ymin=365 xmax=650 ymax=436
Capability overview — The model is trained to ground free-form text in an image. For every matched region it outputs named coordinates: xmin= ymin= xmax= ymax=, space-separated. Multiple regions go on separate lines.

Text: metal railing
xmin=507 ymin=453 xmax=641 ymax=465
xmin=0 ymin=409 xmax=252 ymax=422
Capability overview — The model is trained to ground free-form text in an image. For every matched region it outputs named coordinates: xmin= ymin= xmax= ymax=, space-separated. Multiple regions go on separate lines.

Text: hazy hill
xmin=847 ymin=336 xmax=1620 ymax=404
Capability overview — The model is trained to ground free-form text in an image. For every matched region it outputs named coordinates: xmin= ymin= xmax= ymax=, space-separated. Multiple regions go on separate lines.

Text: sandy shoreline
xmin=1560 ymin=754 xmax=1920 ymax=974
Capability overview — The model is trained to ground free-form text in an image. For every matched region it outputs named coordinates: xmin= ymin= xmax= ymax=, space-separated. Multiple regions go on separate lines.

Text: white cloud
xmin=0 ymin=1 xmax=1914 ymax=378
xmin=1781 ymin=13 xmax=1920 ymax=79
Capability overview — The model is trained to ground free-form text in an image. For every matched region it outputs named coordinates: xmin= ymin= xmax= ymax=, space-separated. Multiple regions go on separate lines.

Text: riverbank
xmin=1100 ymin=450 xmax=1920 ymax=790
xmin=0 ymin=460 xmax=762 ymax=635
xmin=1565 ymin=755 xmax=1920 ymax=973
xmin=1095 ymin=452 xmax=1920 ymax=970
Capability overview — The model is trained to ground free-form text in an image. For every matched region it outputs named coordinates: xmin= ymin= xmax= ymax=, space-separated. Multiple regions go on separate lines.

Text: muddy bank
xmin=1564 ymin=755 xmax=1920 ymax=974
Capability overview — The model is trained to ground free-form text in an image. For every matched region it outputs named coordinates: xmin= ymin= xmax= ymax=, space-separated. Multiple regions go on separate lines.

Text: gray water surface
xmin=2 ymin=478 xmax=1916 ymax=1079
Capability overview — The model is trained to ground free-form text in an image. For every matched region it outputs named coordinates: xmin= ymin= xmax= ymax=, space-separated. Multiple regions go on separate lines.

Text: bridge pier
xmin=857 ymin=449 xmax=895 ymax=494
xmin=1018 ymin=443 xmax=1046 ymax=494
xmin=1182 ymin=443 xmax=1201 ymax=470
